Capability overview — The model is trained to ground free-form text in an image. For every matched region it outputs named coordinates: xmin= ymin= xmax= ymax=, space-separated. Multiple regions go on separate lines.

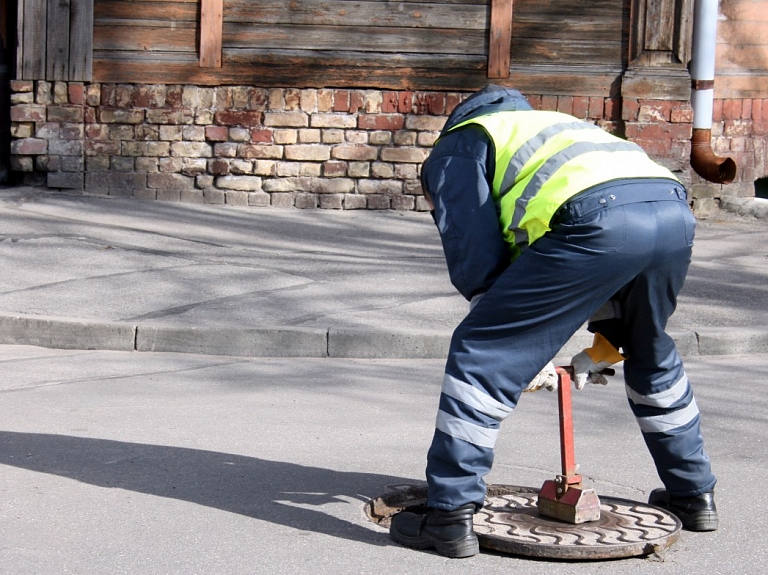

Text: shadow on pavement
xmin=0 ymin=430 xmax=411 ymax=546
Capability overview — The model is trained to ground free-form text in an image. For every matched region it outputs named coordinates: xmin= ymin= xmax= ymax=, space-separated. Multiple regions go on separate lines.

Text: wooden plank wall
xmin=17 ymin=0 xmax=93 ymax=81
xmin=92 ymin=0 xmax=628 ymax=95
xmin=717 ymin=0 xmax=768 ymax=98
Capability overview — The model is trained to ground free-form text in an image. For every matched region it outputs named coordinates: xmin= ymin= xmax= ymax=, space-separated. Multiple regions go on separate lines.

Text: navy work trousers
xmin=426 ymin=180 xmax=717 ymax=511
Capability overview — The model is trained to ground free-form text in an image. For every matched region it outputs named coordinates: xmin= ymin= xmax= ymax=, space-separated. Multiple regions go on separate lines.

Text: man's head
xmin=440 ymin=85 xmax=532 ymax=135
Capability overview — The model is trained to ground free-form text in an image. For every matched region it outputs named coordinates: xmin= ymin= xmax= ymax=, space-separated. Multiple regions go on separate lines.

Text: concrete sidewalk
xmin=1 ymin=185 xmax=768 ymax=358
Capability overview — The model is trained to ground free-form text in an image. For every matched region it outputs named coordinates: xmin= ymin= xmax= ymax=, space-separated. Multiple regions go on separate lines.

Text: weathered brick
xmin=216 ymin=175 xmax=262 ymax=191
xmin=380 ymin=147 xmax=429 ymax=163
xmin=358 ymin=114 xmax=404 ymax=131
xmin=331 ymin=145 xmax=378 ymax=161
xmin=208 ymin=159 xmax=230 ymax=175
xmin=359 ymin=179 xmax=403 ymax=195
xmin=333 ymin=90 xmax=350 ymax=112
xmin=366 ymin=194 xmax=391 ymax=209
xmin=404 ymin=115 xmax=445 ymax=131
xmin=251 ymin=128 xmax=274 ymax=143
xmin=310 ymin=114 xmax=357 ymax=129
xmin=10 ymin=123 xmax=34 ymax=138
xmin=399 ymin=92 xmax=415 ymax=114
xmin=262 ymin=177 xmax=309 ymax=193
xmin=371 ymin=162 xmax=394 ymax=178
xmin=182 ymin=125 xmax=205 ymax=141
xmin=310 ymin=177 xmax=355 ymax=194
xmin=123 ymin=141 xmax=171 ymax=157
xmin=323 ymin=161 xmax=347 ymax=177
xmin=86 ymin=140 xmax=121 ymax=156
xmin=170 ymin=142 xmax=212 ymax=157
xmin=284 ymin=89 xmax=301 ymax=111
xmin=722 ymin=99 xmax=741 ymax=120
xmin=215 ymin=110 xmax=263 ymax=127
xmin=145 ymin=108 xmax=195 ymax=125
xmin=204 ymin=125 xmax=228 ymax=142
xmin=252 ymin=160 xmax=276 ymax=176
xmin=248 ymin=191 xmax=271 ymax=206
xmin=48 ymin=171 xmax=84 ymax=189
xmin=395 ymin=163 xmax=418 ymax=179
xmin=10 ymin=156 xmax=34 ymax=171
xmin=319 ymin=194 xmax=344 ymax=209
xmin=159 ymin=125 xmax=183 ymax=141
xmin=638 ymin=102 xmax=672 ymax=122
xmin=10 ymin=80 xmax=33 ymax=93
xmin=239 ymin=144 xmax=284 ymax=159
xmin=204 ymin=188 xmax=226 ymax=204
xmin=11 ymin=138 xmax=47 ymax=154
xmin=100 ymin=108 xmax=145 ymax=124
xmin=11 ymin=92 xmax=34 ymax=104
xmin=181 ymin=158 xmax=208 ymax=176
xmin=588 ymin=97 xmax=604 ymax=119
xmin=382 ymin=92 xmax=399 ymax=113
xmin=49 ymin=139 xmax=84 ymax=156
xmin=572 ymin=96 xmax=590 ymax=119
xmin=267 ymin=192 xmax=292 ymax=207
xmin=391 ymin=195 xmax=415 ymax=211
xmin=136 ymin=125 xmax=160 ymax=141
xmin=322 ymin=129 xmax=344 ymax=144
xmin=214 ymin=143 xmax=238 ymax=158
xmin=11 ymin=105 xmax=46 ymax=122
xmin=229 ymin=159 xmax=253 ymax=175
xmin=671 ymin=106 xmax=694 ymax=123
xmin=223 ymin=190 xmax=248 ymax=206
xmin=371 ymin=131 xmax=394 ymax=145
xmin=317 ymin=89 xmax=334 ymax=113
xmin=111 ymin=156 xmax=135 ymax=172
xmin=348 ymin=162 xmax=370 ymax=178
xmin=344 ymin=193 xmax=367 ymax=209
xmin=148 ymin=172 xmax=194 ymax=190
xmin=263 ymin=111 xmax=308 ymax=128
xmin=294 ymin=192 xmax=318 ymax=208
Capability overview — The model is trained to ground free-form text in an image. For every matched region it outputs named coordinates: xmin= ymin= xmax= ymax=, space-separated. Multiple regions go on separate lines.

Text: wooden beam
xmin=199 ymin=0 xmax=223 ymax=67
xmin=488 ymin=0 xmax=513 ymax=79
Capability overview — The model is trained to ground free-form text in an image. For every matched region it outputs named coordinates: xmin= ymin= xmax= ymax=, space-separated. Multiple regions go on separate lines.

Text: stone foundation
xmin=9 ymin=80 xmax=768 ymax=213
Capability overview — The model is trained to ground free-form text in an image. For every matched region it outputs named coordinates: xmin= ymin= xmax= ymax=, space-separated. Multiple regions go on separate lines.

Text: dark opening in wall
xmin=756 ymin=177 xmax=768 ymax=200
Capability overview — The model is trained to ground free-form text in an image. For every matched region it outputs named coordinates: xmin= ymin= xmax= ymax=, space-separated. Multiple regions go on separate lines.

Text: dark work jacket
xmin=421 ymin=86 xmax=533 ymax=300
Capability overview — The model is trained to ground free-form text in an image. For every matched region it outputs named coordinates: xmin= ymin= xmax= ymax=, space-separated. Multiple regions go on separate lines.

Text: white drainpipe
xmin=689 ymin=0 xmax=737 ymax=183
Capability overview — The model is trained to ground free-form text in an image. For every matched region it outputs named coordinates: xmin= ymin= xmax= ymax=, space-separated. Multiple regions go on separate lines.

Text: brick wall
xmin=9 ymin=80 xmax=768 ymax=214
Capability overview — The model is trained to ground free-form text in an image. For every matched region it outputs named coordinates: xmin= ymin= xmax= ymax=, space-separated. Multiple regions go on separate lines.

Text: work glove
xmin=523 ymin=361 xmax=558 ymax=392
xmin=570 ymin=332 xmax=625 ymax=390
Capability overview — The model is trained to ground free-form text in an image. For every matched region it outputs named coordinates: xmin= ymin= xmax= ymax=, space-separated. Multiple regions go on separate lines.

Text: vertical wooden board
xmin=488 ymin=0 xmax=513 ymax=79
xmin=21 ymin=0 xmax=47 ymax=79
xmin=47 ymin=0 xmax=71 ymax=80
xmin=200 ymin=0 xmax=223 ymax=67
xmin=69 ymin=0 xmax=94 ymax=81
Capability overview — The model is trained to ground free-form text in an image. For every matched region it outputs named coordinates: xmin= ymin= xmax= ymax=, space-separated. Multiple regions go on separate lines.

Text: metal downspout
xmin=690 ymin=0 xmax=737 ymax=184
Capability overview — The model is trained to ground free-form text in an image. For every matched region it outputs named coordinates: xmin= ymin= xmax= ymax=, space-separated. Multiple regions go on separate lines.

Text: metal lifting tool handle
xmin=536 ymin=366 xmax=601 ymax=524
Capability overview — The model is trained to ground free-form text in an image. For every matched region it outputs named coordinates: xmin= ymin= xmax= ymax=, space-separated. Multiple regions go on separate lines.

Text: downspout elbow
xmin=691 ymin=128 xmax=737 ymax=184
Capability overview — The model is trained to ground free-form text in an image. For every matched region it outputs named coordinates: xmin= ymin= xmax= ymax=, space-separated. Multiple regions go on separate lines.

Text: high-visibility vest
xmin=446 ymin=111 xmax=680 ymax=259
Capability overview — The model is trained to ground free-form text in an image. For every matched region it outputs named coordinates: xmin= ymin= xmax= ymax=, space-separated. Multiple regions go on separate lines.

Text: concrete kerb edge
xmin=0 ymin=313 xmax=765 ymax=358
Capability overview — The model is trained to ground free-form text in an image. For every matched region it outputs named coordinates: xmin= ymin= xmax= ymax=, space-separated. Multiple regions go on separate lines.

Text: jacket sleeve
xmin=422 ymin=125 xmax=511 ymax=301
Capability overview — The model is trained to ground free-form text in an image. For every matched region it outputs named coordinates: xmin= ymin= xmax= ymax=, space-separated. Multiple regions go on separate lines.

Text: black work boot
xmin=648 ymin=488 xmax=718 ymax=531
xmin=389 ymin=504 xmax=479 ymax=558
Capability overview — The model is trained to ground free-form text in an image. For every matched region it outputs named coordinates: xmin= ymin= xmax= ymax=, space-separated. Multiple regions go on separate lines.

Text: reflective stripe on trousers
xmin=426 ymin=180 xmax=717 ymax=510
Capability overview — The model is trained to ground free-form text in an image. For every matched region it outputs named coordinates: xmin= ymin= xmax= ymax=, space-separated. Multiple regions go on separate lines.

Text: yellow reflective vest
xmin=446 ymin=111 xmax=680 ymax=260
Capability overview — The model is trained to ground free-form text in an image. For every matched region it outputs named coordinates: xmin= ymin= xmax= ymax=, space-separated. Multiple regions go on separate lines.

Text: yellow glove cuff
xmin=584 ymin=332 xmax=625 ymax=365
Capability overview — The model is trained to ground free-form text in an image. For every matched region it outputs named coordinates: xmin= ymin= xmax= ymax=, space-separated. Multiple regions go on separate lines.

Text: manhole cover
xmin=366 ymin=483 xmax=682 ymax=560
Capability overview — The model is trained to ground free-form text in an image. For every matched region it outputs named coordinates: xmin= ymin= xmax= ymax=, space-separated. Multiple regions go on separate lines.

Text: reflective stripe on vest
xmin=447 ymin=111 xmax=680 ymax=259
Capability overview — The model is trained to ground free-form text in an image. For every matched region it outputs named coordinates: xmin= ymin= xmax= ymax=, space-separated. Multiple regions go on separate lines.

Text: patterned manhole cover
xmin=366 ymin=483 xmax=682 ymax=560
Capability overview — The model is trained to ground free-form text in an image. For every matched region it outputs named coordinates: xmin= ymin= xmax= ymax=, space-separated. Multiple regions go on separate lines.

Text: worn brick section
xmin=10 ymin=81 xmax=767 ymax=211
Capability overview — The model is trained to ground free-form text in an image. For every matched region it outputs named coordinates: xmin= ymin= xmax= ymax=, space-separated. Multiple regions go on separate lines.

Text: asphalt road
xmin=1 ymin=346 xmax=765 ymax=574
